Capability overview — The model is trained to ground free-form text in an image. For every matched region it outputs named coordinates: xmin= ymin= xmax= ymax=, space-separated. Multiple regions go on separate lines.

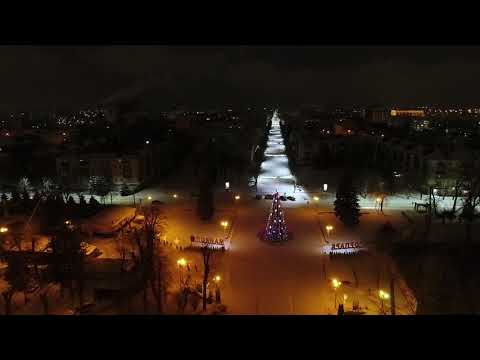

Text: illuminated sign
xmin=331 ymin=242 xmax=363 ymax=251
xmin=390 ymin=109 xmax=425 ymax=117
xmin=190 ymin=235 xmax=226 ymax=249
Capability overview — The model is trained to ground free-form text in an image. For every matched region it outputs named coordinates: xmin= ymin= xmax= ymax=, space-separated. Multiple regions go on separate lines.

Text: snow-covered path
xmin=256 ymin=111 xmax=310 ymax=200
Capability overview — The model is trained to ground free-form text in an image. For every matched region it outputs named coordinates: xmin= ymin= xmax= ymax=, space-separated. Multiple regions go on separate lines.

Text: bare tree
xmin=200 ymin=245 xmax=216 ymax=312
xmin=18 ymin=177 xmax=30 ymax=193
xmin=2 ymin=289 xmax=14 ymax=315
xmin=127 ymin=205 xmax=168 ymax=313
xmin=461 ymin=177 xmax=480 ymax=243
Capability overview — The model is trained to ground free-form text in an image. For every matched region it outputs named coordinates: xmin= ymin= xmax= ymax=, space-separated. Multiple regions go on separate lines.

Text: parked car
xmin=264 ymin=194 xmax=273 ymax=200
xmin=279 ymin=196 xmax=287 ymax=201
xmin=287 ymin=196 xmax=296 ymax=201
xmin=151 ymin=200 xmax=164 ymax=206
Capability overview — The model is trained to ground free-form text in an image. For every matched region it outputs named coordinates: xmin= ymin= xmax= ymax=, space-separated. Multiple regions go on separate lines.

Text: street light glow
xmin=173 ymin=194 xmax=178 ymax=198
xmin=314 ymin=196 xmax=319 ymax=201
xmin=147 ymin=196 xmax=152 ymax=201
xmin=379 ymin=290 xmax=390 ymax=300
xmin=0 ymin=227 xmax=8 ymax=233
xmin=177 ymin=258 xmax=187 ymax=267
xmin=235 ymin=195 xmax=240 ymax=200
xmin=376 ymin=197 xmax=382 ymax=203
xmin=220 ymin=221 xmax=229 ymax=228
xmin=214 ymin=275 xmax=221 ymax=282
xmin=332 ymin=278 xmax=341 ymax=289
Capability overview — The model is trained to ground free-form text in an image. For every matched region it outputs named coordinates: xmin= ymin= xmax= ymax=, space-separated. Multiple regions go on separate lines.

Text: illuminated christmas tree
xmin=264 ymin=192 xmax=288 ymax=242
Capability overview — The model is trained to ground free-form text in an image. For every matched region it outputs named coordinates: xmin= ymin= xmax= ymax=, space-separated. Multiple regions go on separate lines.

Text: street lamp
xmin=173 ymin=194 xmax=178 ymax=198
xmin=325 ymin=225 xmax=333 ymax=238
xmin=213 ymin=275 xmax=222 ymax=304
xmin=177 ymin=258 xmax=187 ymax=267
xmin=331 ymin=278 xmax=342 ymax=309
xmin=379 ymin=290 xmax=390 ymax=314
xmin=220 ymin=221 xmax=229 ymax=236
xmin=177 ymin=258 xmax=187 ymax=288
xmin=0 ymin=227 xmax=8 ymax=233
xmin=234 ymin=195 xmax=240 ymax=200
xmin=313 ymin=196 xmax=319 ymax=201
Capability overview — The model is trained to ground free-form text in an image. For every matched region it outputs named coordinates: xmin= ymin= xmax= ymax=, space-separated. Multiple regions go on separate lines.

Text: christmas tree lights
xmin=264 ymin=192 xmax=288 ymax=242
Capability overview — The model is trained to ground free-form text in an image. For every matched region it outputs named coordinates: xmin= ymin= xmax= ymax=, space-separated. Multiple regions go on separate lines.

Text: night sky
xmin=2 ymin=46 xmax=480 ymax=111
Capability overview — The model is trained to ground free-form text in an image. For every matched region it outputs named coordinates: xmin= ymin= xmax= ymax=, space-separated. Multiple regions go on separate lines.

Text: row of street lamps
xmin=331 ymin=277 xmax=390 ymax=315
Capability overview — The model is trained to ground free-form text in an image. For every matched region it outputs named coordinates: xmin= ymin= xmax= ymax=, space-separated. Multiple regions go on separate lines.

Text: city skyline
xmin=3 ymin=46 xmax=480 ymax=110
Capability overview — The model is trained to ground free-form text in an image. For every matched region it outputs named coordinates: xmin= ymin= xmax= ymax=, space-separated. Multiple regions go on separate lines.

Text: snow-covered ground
xmin=256 ymin=111 xmax=307 ymax=200
xmin=0 ymin=111 xmax=423 ymax=315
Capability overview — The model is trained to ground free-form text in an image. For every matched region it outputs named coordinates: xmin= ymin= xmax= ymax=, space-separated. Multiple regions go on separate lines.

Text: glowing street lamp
xmin=331 ymin=278 xmax=342 ymax=309
xmin=379 ymin=290 xmax=390 ymax=314
xmin=177 ymin=258 xmax=187 ymax=288
xmin=325 ymin=225 xmax=333 ymax=238
xmin=220 ymin=221 xmax=229 ymax=236
xmin=234 ymin=195 xmax=240 ymax=201
xmin=313 ymin=196 xmax=319 ymax=201
xmin=173 ymin=194 xmax=178 ymax=198
xmin=177 ymin=258 xmax=187 ymax=267
xmin=213 ymin=274 xmax=222 ymax=304
xmin=147 ymin=196 xmax=152 ymax=201
xmin=0 ymin=227 xmax=8 ymax=233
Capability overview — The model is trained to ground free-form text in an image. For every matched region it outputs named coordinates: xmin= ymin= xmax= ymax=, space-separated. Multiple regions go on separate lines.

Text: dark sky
xmin=2 ymin=46 xmax=480 ymax=111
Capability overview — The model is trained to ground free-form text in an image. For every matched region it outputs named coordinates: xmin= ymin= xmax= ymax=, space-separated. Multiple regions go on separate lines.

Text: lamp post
xmin=220 ymin=221 xmax=229 ymax=237
xmin=376 ymin=197 xmax=382 ymax=212
xmin=177 ymin=258 xmax=187 ymax=289
xmin=379 ymin=289 xmax=390 ymax=315
xmin=332 ymin=278 xmax=342 ymax=310
xmin=213 ymin=275 xmax=221 ymax=304
xmin=325 ymin=225 xmax=333 ymax=239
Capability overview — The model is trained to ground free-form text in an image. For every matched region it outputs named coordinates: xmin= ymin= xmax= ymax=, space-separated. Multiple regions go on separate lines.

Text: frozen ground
xmin=0 ymin=111 xmax=426 ymax=315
